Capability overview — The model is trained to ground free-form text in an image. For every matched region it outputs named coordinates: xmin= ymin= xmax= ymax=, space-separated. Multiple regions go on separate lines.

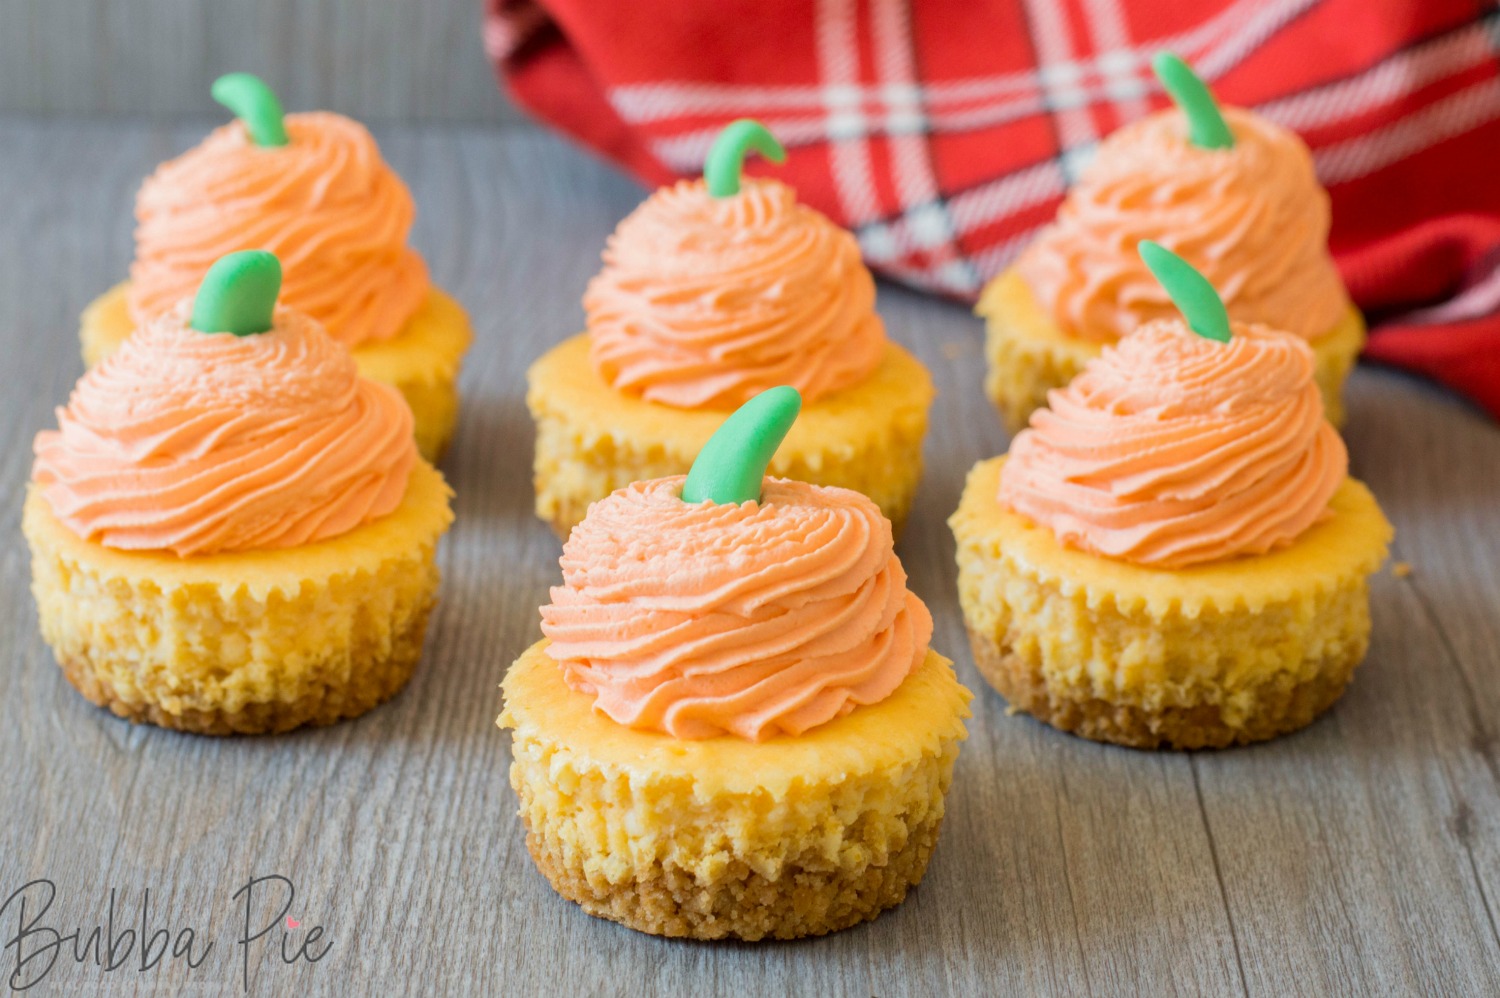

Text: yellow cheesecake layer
xmin=499 ymin=641 xmax=971 ymax=939
xmin=80 ymin=282 xmax=472 ymax=463
xmin=949 ymin=457 xmax=1392 ymax=749
xmin=976 ymin=268 xmax=1366 ymax=432
xmin=24 ymin=461 xmax=453 ymax=734
xmin=526 ymin=335 xmax=934 ymax=538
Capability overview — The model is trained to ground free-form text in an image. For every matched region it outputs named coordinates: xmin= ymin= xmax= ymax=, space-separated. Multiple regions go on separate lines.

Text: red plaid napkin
xmin=485 ymin=0 xmax=1500 ymax=418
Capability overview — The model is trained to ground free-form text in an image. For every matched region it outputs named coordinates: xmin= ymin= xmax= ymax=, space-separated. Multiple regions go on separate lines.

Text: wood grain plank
xmin=1 ymin=115 xmax=1497 ymax=996
xmin=886 ymin=304 xmax=1245 ymax=998
xmin=0 ymin=0 xmax=515 ymax=124
xmin=1191 ymin=374 xmax=1500 ymax=997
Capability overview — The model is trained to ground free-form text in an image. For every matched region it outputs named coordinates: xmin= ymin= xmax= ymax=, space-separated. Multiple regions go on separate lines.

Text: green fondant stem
xmin=212 ymin=73 xmax=289 ymax=147
xmin=190 ymin=251 xmax=282 ymax=336
xmin=704 ymin=119 xmax=787 ymax=198
xmin=681 ymin=386 xmax=802 ymax=504
xmin=1138 ymin=241 xmax=1232 ymax=343
xmin=1152 ymin=52 xmax=1234 ymax=151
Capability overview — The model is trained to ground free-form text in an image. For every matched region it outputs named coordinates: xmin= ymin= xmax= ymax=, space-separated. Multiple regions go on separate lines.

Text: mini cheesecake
xmin=979 ymin=55 xmax=1360 ymax=431
xmin=503 ymin=389 xmax=970 ymax=938
xmin=80 ymin=73 xmax=471 ymax=462
xmin=527 ymin=120 xmax=933 ymax=537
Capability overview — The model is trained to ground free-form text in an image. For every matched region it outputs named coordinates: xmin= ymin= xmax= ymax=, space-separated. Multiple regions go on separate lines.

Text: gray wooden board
xmin=0 ymin=116 xmax=1498 ymax=997
xmin=0 ymin=0 xmax=515 ymax=124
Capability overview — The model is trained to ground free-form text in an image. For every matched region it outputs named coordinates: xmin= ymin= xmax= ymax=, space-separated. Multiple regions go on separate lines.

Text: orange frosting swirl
xmin=539 ymin=476 xmax=931 ymax=741
xmin=129 ymin=112 xmax=429 ymax=347
xmin=33 ymin=302 xmax=417 ymax=557
xmin=583 ymin=178 xmax=886 ymax=409
xmin=999 ymin=319 xmax=1347 ymax=568
xmin=1018 ymin=107 xmax=1348 ymax=343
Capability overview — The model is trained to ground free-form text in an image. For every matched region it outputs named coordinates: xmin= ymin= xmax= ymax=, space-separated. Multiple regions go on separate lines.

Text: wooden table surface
xmin=2 ymin=116 xmax=1498 ymax=997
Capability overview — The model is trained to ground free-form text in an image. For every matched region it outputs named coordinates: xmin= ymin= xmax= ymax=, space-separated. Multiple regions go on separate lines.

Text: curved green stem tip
xmin=704 ymin=119 xmax=787 ymax=198
xmin=1152 ymin=52 xmax=1234 ymax=151
xmin=1138 ymin=241 xmax=1231 ymax=343
xmin=682 ymin=386 xmax=802 ymax=505
xmin=212 ymin=73 xmax=289 ymax=147
xmin=190 ymin=250 xmax=282 ymax=336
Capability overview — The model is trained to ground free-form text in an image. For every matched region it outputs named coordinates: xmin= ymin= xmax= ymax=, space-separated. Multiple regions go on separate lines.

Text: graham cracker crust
xmin=966 ymin=624 xmax=1358 ymax=750
xmin=523 ymin=811 xmax=943 ymax=941
xmin=57 ymin=607 xmax=432 ymax=736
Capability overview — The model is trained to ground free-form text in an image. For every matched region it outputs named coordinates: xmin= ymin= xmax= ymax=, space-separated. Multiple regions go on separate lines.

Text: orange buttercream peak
xmin=128 ymin=111 xmax=429 ymax=347
xmin=583 ymin=177 xmax=886 ymax=409
xmin=1018 ymin=106 xmax=1348 ymax=343
xmin=540 ymin=476 xmax=931 ymax=741
xmin=33 ymin=301 xmax=417 ymax=557
xmin=999 ymin=318 xmax=1347 ymax=568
